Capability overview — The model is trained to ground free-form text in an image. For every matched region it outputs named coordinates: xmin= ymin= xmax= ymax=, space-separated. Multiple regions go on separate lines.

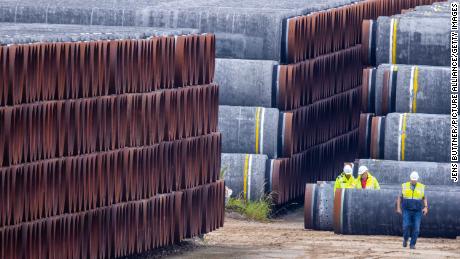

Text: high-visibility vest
xmin=402 ymin=182 xmax=425 ymax=200
xmin=355 ymin=172 xmax=380 ymax=190
xmin=334 ymin=173 xmax=356 ymax=193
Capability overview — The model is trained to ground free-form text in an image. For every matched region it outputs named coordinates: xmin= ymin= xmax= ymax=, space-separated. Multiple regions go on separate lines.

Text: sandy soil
xmin=164 ymin=208 xmax=460 ymax=259
xmin=127 ymin=208 xmax=460 ymax=259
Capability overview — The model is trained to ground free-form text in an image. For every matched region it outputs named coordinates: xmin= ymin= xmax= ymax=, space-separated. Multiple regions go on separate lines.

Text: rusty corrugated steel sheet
xmin=0 ymin=133 xmax=221 ymax=228
xmin=278 ymin=46 xmax=362 ymax=111
xmin=0 ymin=35 xmax=215 ymax=106
xmin=0 ymin=31 xmax=223 ymax=258
xmin=0 ymin=84 xmax=218 ymax=166
xmin=282 ymin=86 xmax=361 ymax=158
xmin=0 ymin=181 xmax=225 ymax=259
xmin=272 ymin=129 xmax=359 ymax=204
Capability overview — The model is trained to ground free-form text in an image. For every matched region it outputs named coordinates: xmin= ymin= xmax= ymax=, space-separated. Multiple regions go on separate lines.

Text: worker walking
xmin=355 ymin=166 xmax=380 ymax=190
xmin=333 ymin=165 xmax=356 ymax=193
xmin=396 ymin=171 xmax=429 ymax=249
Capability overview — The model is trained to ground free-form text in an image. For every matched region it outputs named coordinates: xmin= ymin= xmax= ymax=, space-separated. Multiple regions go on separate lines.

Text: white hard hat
xmin=410 ymin=171 xmax=419 ymax=181
xmin=358 ymin=166 xmax=369 ymax=175
xmin=343 ymin=165 xmax=353 ymax=175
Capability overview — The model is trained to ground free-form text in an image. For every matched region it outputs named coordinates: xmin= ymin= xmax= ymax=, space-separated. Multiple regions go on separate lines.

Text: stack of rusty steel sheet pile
xmin=305 ymin=1 xmax=459 ymax=238
xmin=0 ymin=23 xmax=224 ymax=258
xmin=0 ymin=0 xmax=445 ymax=206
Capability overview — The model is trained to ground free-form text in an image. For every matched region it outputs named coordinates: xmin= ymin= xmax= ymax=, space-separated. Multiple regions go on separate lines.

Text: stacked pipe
xmin=0 ymin=23 xmax=224 ymax=258
xmin=362 ymin=64 xmax=451 ymax=115
xmin=218 ymin=105 xmax=283 ymax=201
xmin=221 ymin=154 xmax=268 ymax=201
xmin=368 ymin=113 xmax=450 ymax=162
xmin=358 ymin=113 xmax=375 ymax=158
xmin=0 ymin=0 xmax=445 ymax=206
xmin=355 ymin=159 xmax=457 ymax=185
xmin=215 ymin=59 xmax=278 ymax=108
xmin=323 ymin=2 xmax=458 ymax=237
xmin=0 ymin=0 xmax=441 ymax=61
xmin=363 ymin=4 xmax=451 ymax=67
xmin=359 ymin=2 xmax=453 ymax=158
xmin=266 ymin=0 xmax=446 ymax=204
xmin=210 ymin=0 xmax=443 ymax=204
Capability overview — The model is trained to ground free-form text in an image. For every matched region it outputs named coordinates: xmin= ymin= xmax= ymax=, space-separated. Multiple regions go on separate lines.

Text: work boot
xmin=403 ymin=240 xmax=408 ymax=248
xmin=410 ymin=245 xmax=416 ymax=249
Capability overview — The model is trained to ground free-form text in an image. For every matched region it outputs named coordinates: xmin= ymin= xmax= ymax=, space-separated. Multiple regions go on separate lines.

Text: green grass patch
xmin=226 ymin=197 xmax=272 ymax=222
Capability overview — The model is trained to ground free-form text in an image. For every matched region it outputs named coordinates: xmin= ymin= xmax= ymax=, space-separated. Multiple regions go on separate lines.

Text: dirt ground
xmin=164 ymin=208 xmax=460 ymax=259
xmin=129 ymin=207 xmax=460 ymax=259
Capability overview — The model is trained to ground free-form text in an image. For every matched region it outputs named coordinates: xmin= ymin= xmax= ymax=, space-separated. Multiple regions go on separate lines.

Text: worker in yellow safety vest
xmin=355 ymin=166 xmax=380 ymax=190
xmin=396 ymin=171 xmax=428 ymax=249
xmin=333 ymin=164 xmax=356 ymax=193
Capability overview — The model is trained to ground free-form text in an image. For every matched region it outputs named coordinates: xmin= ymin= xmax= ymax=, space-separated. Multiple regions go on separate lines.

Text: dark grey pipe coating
xmin=372 ymin=16 xmax=450 ymax=66
xmin=335 ymin=188 xmax=460 ymax=237
xmin=215 ymin=59 xmax=278 ymax=107
xmin=382 ymin=113 xmax=450 ymax=162
xmin=398 ymin=3 xmax=452 ymax=17
xmin=221 ymin=153 xmax=268 ymax=201
xmin=218 ymin=105 xmax=280 ymax=159
xmin=355 ymin=159 xmax=458 ymax=186
xmin=412 ymin=2 xmax=452 ymax=12
xmin=305 ymin=183 xmax=460 ymax=232
xmin=400 ymin=11 xmax=451 ymax=18
xmin=366 ymin=64 xmax=450 ymax=115
xmin=304 ymin=182 xmax=334 ymax=231
xmin=0 ymin=22 xmax=197 ymax=44
xmin=0 ymin=0 xmax=363 ymax=61
xmin=358 ymin=113 xmax=374 ymax=158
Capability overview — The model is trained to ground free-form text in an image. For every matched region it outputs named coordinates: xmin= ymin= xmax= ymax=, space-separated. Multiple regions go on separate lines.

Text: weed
xmin=226 ymin=196 xmax=272 ymax=222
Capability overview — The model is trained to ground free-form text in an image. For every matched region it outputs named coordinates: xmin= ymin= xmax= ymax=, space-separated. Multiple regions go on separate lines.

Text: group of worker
xmin=333 ymin=164 xmax=380 ymax=192
xmin=334 ymin=164 xmax=428 ymax=250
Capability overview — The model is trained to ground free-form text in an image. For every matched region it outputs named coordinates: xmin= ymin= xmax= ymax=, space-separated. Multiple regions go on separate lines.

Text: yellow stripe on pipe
xmin=412 ymin=66 xmax=419 ymax=113
xmin=255 ymin=107 xmax=261 ymax=153
xmin=243 ymin=154 xmax=249 ymax=201
xmin=391 ymin=19 xmax=398 ymax=64
xmin=401 ymin=113 xmax=408 ymax=161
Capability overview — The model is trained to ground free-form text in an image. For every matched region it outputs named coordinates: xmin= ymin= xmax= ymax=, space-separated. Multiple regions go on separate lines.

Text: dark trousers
xmin=402 ymin=209 xmax=422 ymax=246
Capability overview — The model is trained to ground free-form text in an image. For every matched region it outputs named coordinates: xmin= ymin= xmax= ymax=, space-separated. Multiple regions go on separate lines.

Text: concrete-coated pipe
xmin=400 ymin=11 xmax=451 ymax=18
xmin=0 ymin=0 xmax=378 ymax=61
xmin=358 ymin=113 xmax=374 ymax=158
xmin=221 ymin=153 xmax=268 ymax=201
xmin=369 ymin=116 xmax=386 ymax=159
xmin=218 ymin=105 xmax=282 ymax=159
xmin=363 ymin=16 xmax=450 ymax=66
xmin=334 ymin=188 xmax=460 ymax=237
xmin=370 ymin=113 xmax=450 ymax=162
xmin=304 ymin=183 xmax=459 ymax=231
xmin=412 ymin=3 xmax=451 ymax=13
xmin=215 ymin=59 xmax=278 ymax=108
xmin=0 ymin=0 xmax=439 ymax=61
xmin=355 ymin=159 xmax=459 ymax=186
xmin=402 ymin=2 xmax=452 ymax=16
xmin=0 ymin=23 xmax=198 ymax=44
xmin=0 ymin=1 xmax=295 ymax=60
xmin=304 ymin=182 xmax=334 ymax=231
xmin=362 ymin=64 xmax=450 ymax=115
